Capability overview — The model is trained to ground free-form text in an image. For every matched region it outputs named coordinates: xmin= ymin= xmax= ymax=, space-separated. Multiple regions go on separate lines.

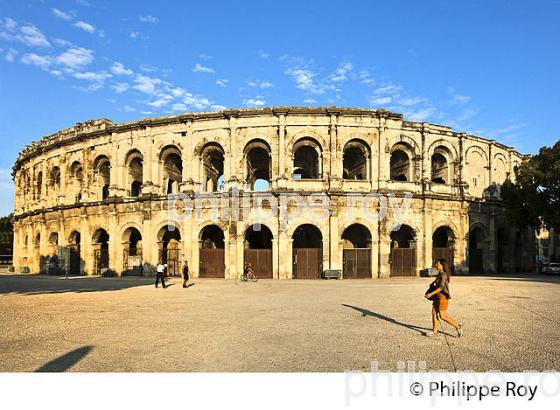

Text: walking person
xmin=155 ymin=262 xmax=167 ymax=288
xmin=182 ymin=260 xmax=189 ymax=288
xmin=424 ymin=258 xmax=463 ymax=337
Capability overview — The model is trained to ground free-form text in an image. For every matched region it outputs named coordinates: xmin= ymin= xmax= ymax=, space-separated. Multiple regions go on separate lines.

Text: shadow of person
xmin=341 ymin=304 xmax=451 ymax=337
xmin=35 ymin=345 xmax=94 ymax=372
xmin=186 ymin=283 xmax=195 ymax=288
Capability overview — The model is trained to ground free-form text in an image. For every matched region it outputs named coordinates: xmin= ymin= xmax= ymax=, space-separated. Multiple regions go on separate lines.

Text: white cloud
xmin=147 ymin=99 xmax=170 ymax=108
xmin=192 ymin=63 xmax=214 ymax=73
xmin=248 ymin=80 xmax=273 ymax=89
xmin=406 ymin=107 xmax=436 ymax=122
xmin=258 ymin=50 xmax=270 ymax=59
xmin=20 ymin=53 xmax=52 ymax=69
xmin=1 ymin=21 xmax=52 ymax=47
xmin=374 ymin=84 xmax=401 ymax=95
xmin=130 ymin=31 xmax=140 ymax=39
xmin=112 ymin=82 xmax=129 ymax=93
xmin=183 ymin=93 xmax=212 ymax=110
xmin=74 ymin=21 xmax=95 ymax=33
xmin=303 ymin=98 xmax=317 ymax=104
xmin=397 ymin=96 xmax=425 ymax=106
xmin=111 ymin=62 xmax=133 ymax=75
xmin=172 ymin=103 xmax=187 ymax=111
xmin=243 ymin=98 xmax=266 ymax=107
xmin=4 ymin=48 xmax=17 ymax=62
xmin=368 ymin=96 xmax=392 ymax=105
xmin=56 ymin=47 xmax=94 ymax=69
xmin=132 ymin=74 xmax=162 ymax=95
xmin=139 ymin=15 xmax=159 ymax=24
xmin=122 ymin=105 xmax=136 ymax=112
xmin=52 ymin=8 xmax=73 ymax=21
xmin=216 ymin=79 xmax=229 ymax=87
xmin=199 ymin=53 xmax=212 ymax=60
xmin=211 ymin=104 xmax=226 ymax=110
xmin=329 ymin=62 xmax=353 ymax=82
xmin=72 ymin=71 xmax=111 ymax=82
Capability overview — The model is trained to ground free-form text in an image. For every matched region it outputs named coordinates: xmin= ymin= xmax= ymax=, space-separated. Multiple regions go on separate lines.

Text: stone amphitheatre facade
xmin=12 ymin=107 xmax=532 ymax=279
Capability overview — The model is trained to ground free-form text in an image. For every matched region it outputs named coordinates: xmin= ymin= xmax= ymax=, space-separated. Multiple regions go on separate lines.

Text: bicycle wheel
xmin=251 ymin=275 xmax=258 ymax=282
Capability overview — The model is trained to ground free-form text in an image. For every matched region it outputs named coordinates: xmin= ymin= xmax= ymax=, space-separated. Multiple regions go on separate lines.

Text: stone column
xmin=108 ymin=205 xmax=118 ymax=275
xmin=378 ymin=219 xmax=391 ymax=278
xmin=277 ymin=230 xmax=291 ymax=279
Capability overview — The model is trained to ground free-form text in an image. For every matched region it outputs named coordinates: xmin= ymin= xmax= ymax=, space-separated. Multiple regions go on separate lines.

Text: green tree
xmin=502 ymin=140 xmax=560 ymax=232
xmin=0 ymin=213 xmax=13 ymax=254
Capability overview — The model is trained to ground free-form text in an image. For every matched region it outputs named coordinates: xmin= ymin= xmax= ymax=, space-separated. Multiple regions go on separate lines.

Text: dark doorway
xmin=432 ymin=226 xmax=455 ymax=272
xmin=342 ymin=224 xmax=372 ymax=278
xmin=292 ymin=224 xmax=322 ymax=279
xmin=158 ymin=226 xmax=181 ymax=276
xmin=92 ymin=229 xmax=109 ymax=275
xmin=199 ymin=225 xmax=225 ymax=278
xmin=390 ymin=225 xmax=416 ymax=276
xmin=69 ymin=231 xmax=81 ymax=275
xmin=468 ymin=227 xmax=484 ymax=274
xmin=122 ymin=228 xmax=143 ymax=276
xmin=244 ymin=224 xmax=273 ymax=279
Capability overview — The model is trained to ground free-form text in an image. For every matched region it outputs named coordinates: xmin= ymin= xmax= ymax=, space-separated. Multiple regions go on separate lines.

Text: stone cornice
xmin=12 ymin=106 xmax=524 ymax=172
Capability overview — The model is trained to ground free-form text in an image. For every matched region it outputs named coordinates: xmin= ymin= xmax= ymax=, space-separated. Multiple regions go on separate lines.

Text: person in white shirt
xmin=155 ymin=262 xmax=167 ymax=288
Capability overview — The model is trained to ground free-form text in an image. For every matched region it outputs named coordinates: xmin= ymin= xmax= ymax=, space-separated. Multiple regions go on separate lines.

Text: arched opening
xmin=292 ymin=224 xmax=322 ymax=279
xmin=126 ymin=151 xmax=143 ymax=197
xmin=201 ymin=143 xmax=225 ymax=192
xmin=390 ymin=225 xmax=417 ymax=276
xmin=431 ymin=153 xmax=448 ymax=184
xmin=33 ymin=232 xmax=42 ymax=273
xmin=122 ymin=227 xmax=143 ymax=275
xmin=432 ymin=226 xmax=455 ymax=271
xmin=92 ymin=228 xmax=109 ymax=275
xmin=36 ymin=171 xmax=42 ymax=198
xmin=68 ymin=231 xmax=81 ymax=275
xmin=245 ymin=140 xmax=271 ymax=191
xmin=244 ymin=224 xmax=273 ymax=279
xmin=94 ymin=155 xmax=111 ymax=200
xmin=293 ymin=138 xmax=321 ymax=179
xmin=158 ymin=225 xmax=181 ymax=276
xmin=343 ymin=140 xmax=369 ymax=180
xmin=342 ymin=224 xmax=372 ymax=278
xmin=161 ymin=146 xmax=183 ymax=194
xmin=69 ymin=161 xmax=84 ymax=202
xmin=49 ymin=166 xmax=61 ymax=192
xmin=390 ymin=150 xmax=410 ymax=181
xmin=468 ymin=227 xmax=486 ymax=274
xmin=199 ymin=225 xmax=225 ymax=278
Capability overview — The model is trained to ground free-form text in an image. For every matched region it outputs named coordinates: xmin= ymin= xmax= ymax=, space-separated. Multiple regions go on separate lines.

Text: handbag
xmin=425 ymin=281 xmax=438 ymax=300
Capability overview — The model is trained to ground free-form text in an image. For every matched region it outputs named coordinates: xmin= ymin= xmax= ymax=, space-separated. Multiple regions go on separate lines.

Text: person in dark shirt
xmin=182 ymin=261 xmax=189 ymax=288
xmin=424 ymin=258 xmax=463 ymax=337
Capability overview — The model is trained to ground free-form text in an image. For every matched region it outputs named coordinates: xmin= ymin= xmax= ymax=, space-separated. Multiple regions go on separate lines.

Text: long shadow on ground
xmin=341 ymin=304 xmax=452 ymax=337
xmin=0 ymin=275 xmax=158 ymax=296
xmin=35 ymin=345 xmax=94 ymax=372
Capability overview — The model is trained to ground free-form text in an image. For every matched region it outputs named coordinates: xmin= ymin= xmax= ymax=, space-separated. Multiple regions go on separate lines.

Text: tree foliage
xmin=0 ymin=213 xmax=13 ymax=252
xmin=501 ymin=140 xmax=560 ymax=232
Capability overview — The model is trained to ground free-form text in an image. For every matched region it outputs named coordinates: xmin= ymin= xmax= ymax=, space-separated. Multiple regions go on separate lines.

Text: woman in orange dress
xmin=425 ymin=258 xmax=463 ymax=337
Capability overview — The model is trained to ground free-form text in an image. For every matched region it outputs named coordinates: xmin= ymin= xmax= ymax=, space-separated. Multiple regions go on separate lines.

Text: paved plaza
xmin=0 ymin=274 xmax=559 ymax=372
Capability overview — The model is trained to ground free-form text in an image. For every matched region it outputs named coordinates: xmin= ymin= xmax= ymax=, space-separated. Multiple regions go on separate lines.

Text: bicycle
xmin=241 ymin=269 xmax=258 ymax=282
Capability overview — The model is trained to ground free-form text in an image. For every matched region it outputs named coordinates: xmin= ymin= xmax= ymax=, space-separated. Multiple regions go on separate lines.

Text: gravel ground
xmin=0 ymin=274 xmax=559 ymax=372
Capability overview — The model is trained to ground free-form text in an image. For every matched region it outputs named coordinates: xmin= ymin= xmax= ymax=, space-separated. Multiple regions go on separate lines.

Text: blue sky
xmin=1 ymin=0 xmax=559 ymax=216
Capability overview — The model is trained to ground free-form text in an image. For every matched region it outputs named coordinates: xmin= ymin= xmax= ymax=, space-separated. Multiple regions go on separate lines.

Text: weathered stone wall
xmin=12 ymin=107 xmax=531 ymax=277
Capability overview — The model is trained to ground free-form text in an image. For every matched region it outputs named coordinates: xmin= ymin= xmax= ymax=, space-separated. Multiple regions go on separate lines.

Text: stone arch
xmin=465 ymin=146 xmax=489 ymax=194
xmin=426 ymin=139 xmax=459 ymax=161
xmin=389 ymin=224 xmax=417 ymax=276
xmin=49 ymin=166 xmax=61 ymax=189
xmin=292 ymin=136 xmax=323 ymax=179
xmin=287 ymin=129 xmax=328 ymax=152
xmin=341 ymin=223 xmax=372 ymax=279
xmin=125 ymin=149 xmax=144 ymax=197
xmin=93 ymin=155 xmax=111 ymax=200
xmin=429 ymin=144 xmax=456 ymax=185
xmin=343 ymin=139 xmax=371 ymax=180
xmin=390 ymin=142 xmax=416 ymax=182
xmin=200 ymin=142 xmax=225 ymax=192
xmin=292 ymin=223 xmax=323 ymax=279
xmin=244 ymin=223 xmax=274 ymax=279
xmin=159 ymin=145 xmax=183 ymax=194
xmin=493 ymin=152 xmax=508 ymax=184
xmin=243 ymin=138 xmax=272 ymax=190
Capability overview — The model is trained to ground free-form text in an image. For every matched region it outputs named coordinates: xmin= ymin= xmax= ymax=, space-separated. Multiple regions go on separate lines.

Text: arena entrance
xmin=68 ymin=231 xmax=81 ymax=274
xmin=122 ymin=227 xmax=143 ymax=276
xmin=244 ymin=224 xmax=273 ymax=279
xmin=92 ymin=228 xmax=109 ymax=275
xmin=390 ymin=225 xmax=417 ymax=276
xmin=468 ymin=227 xmax=485 ymax=274
xmin=432 ymin=226 xmax=455 ymax=272
xmin=158 ymin=225 xmax=181 ymax=277
xmin=342 ymin=224 xmax=372 ymax=278
xmin=292 ymin=224 xmax=322 ymax=279
xmin=199 ymin=225 xmax=225 ymax=278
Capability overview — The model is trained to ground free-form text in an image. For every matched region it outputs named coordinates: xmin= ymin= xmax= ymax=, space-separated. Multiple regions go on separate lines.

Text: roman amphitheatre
xmin=11 ymin=107 xmax=530 ymax=279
